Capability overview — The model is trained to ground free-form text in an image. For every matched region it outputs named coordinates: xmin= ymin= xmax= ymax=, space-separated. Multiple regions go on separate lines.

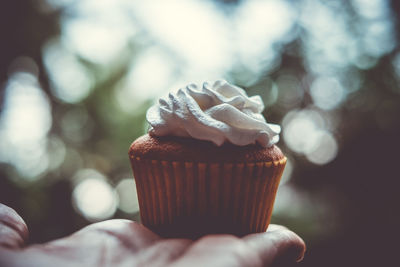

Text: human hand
xmin=0 ymin=203 xmax=305 ymax=267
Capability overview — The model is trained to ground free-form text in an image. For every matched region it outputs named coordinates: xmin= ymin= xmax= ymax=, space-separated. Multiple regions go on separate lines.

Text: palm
xmin=0 ymin=204 xmax=305 ymax=267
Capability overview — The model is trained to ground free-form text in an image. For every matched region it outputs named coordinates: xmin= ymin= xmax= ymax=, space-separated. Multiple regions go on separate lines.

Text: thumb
xmin=0 ymin=204 xmax=29 ymax=249
xmin=243 ymin=224 xmax=306 ymax=266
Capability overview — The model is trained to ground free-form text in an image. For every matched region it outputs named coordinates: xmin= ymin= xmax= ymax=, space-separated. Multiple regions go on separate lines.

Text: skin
xmin=0 ymin=204 xmax=305 ymax=267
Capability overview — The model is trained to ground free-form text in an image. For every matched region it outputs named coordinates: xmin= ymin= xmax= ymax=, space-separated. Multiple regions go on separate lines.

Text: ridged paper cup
xmin=129 ymin=156 xmax=286 ymax=238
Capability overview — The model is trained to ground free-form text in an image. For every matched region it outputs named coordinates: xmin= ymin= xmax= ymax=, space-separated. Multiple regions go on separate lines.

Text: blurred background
xmin=0 ymin=0 xmax=399 ymax=266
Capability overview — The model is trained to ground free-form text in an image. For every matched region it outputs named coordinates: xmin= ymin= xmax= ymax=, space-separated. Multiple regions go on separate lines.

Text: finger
xmin=0 ymin=204 xmax=29 ymax=249
xmin=171 ymin=235 xmax=263 ymax=267
xmin=266 ymin=224 xmax=288 ymax=232
xmin=20 ymin=220 xmax=165 ymax=266
xmin=69 ymin=219 xmax=162 ymax=251
xmin=135 ymin=239 xmax=192 ymax=266
xmin=79 ymin=221 xmax=194 ymax=266
xmin=243 ymin=224 xmax=306 ymax=266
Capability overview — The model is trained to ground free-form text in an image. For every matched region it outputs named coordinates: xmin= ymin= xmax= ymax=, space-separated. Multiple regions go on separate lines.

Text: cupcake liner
xmin=130 ymin=156 xmax=286 ymax=238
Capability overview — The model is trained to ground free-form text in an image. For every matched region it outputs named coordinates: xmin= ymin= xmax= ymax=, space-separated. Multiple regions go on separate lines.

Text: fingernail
xmin=295 ymin=247 xmax=306 ymax=262
xmin=296 ymin=253 xmax=305 ymax=262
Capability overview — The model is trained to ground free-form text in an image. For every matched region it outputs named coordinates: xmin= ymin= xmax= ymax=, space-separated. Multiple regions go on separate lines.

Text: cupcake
xmin=129 ymin=80 xmax=286 ymax=238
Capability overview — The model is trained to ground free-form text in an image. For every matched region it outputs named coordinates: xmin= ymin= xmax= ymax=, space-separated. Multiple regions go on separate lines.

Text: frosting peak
xmin=146 ymin=80 xmax=280 ymax=147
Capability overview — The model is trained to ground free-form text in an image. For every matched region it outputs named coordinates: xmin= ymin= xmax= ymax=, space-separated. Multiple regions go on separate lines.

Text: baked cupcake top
xmin=130 ymin=134 xmax=284 ymax=163
xmin=146 ymin=80 xmax=280 ymax=147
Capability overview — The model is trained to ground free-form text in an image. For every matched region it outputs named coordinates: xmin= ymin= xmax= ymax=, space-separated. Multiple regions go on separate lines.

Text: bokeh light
xmin=1 ymin=72 xmax=51 ymax=145
xmin=60 ymin=106 xmax=93 ymax=144
xmin=274 ymin=184 xmax=310 ymax=219
xmin=42 ymin=38 xmax=94 ymax=103
xmin=46 ymin=135 xmax=67 ymax=171
xmin=306 ymin=131 xmax=338 ymax=165
xmin=276 ymin=74 xmax=303 ymax=109
xmin=123 ymin=47 xmax=176 ymax=102
xmin=352 ymin=0 xmax=391 ymax=19
xmin=0 ymin=71 xmax=51 ymax=179
xmin=283 ymin=109 xmax=338 ymax=164
xmin=310 ymin=76 xmax=346 ymax=110
xmin=283 ymin=109 xmax=324 ymax=154
xmin=235 ymin=0 xmax=295 ymax=76
xmin=62 ymin=17 xmax=131 ymax=65
xmin=72 ymin=169 xmax=118 ymax=221
xmin=116 ymin=178 xmax=140 ymax=214
xmin=129 ymin=0 xmax=232 ymax=77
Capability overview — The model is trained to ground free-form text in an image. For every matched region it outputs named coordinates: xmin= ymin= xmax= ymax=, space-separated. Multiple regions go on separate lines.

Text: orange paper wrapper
xmin=130 ymin=156 xmax=286 ymax=238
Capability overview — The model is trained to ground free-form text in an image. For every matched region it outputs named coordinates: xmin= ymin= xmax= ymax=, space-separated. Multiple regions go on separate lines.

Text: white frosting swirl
xmin=146 ymin=80 xmax=280 ymax=147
